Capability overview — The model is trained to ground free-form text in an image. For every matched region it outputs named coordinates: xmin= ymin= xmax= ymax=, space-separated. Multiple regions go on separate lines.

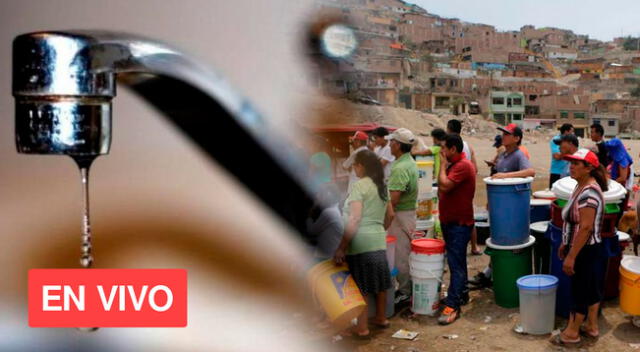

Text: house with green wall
xmin=489 ymin=91 xmax=525 ymax=126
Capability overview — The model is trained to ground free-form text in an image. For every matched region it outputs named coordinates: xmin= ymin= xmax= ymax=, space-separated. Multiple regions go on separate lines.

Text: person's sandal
xmin=579 ymin=326 xmax=599 ymax=338
xmin=550 ymin=332 xmax=581 ymax=346
xmin=370 ymin=319 xmax=390 ymax=329
xmin=438 ymin=306 xmax=460 ymax=325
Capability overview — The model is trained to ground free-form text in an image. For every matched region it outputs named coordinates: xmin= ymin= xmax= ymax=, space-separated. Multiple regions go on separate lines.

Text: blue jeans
xmin=442 ymin=223 xmax=472 ymax=309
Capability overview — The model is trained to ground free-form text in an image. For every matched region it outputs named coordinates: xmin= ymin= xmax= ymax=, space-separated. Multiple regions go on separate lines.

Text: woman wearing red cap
xmin=553 ymin=149 xmax=608 ymax=346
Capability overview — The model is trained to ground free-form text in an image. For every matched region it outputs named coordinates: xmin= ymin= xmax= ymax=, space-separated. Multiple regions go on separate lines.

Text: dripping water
xmin=71 ymin=156 xmax=99 ymax=333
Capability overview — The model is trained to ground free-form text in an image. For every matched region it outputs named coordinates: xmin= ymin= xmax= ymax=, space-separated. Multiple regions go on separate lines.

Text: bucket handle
xmin=410 ymin=266 xmax=443 ymax=283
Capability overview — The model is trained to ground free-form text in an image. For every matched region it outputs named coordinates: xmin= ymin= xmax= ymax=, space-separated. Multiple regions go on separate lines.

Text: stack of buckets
xmin=409 ymin=238 xmax=445 ymax=315
xmin=549 ymin=177 xmax=627 ymax=317
xmin=530 ymin=196 xmax=552 ymax=275
xmin=416 ymin=160 xmax=435 ymax=238
xmin=484 ymin=177 xmax=536 ymax=308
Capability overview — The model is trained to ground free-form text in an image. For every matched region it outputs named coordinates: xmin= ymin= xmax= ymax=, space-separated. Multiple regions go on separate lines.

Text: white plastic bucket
xmin=416 ymin=191 xmax=434 ymax=221
xmin=416 ymin=161 xmax=434 ymax=195
xmin=517 ymin=275 xmax=559 ymax=335
xmin=409 ymin=247 xmax=445 ymax=316
xmin=416 ymin=218 xmax=435 ymax=238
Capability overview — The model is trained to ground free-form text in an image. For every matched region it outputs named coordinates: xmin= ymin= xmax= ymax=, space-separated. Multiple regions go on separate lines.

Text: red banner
xmin=29 ymin=269 xmax=187 ymax=327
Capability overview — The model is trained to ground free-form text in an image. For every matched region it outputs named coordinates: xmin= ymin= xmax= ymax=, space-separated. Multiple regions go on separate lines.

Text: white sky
xmin=410 ymin=0 xmax=640 ymax=41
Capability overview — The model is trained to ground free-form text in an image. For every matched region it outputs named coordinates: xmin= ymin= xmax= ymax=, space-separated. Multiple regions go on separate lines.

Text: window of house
xmin=507 ymin=98 xmax=512 ymax=107
xmin=574 ymin=112 xmax=586 ymax=119
xmin=492 ymin=97 xmax=505 ymax=105
xmin=513 ymin=97 xmax=523 ymax=106
xmin=608 ymin=120 xmax=616 ymax=126
xmin=435 ymin=96 xmax=450 ymax=108
xmin=593 ymin=119 xmax=600 ymax=125
xmin=512 ymin=114 xmax=523 ymax=120
xmin=560 ymin=111 xmax=569 ymax=118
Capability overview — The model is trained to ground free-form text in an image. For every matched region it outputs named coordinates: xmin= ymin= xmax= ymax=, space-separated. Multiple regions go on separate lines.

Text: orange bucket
xmin=619 ymin=256 xmax=640 ymax=315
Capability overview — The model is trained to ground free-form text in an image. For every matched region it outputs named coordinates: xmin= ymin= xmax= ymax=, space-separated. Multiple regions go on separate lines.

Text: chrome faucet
xmin=13 ymin=31 xmax=314 ymax=233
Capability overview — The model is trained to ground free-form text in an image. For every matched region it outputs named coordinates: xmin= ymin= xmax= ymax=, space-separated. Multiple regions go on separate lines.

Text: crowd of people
xmin=306 ymin=119 xmax=637 ymax=345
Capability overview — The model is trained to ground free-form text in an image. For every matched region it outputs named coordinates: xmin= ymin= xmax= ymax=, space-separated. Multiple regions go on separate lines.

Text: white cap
xmin=385 ymin=128 xmax=417 ymax=145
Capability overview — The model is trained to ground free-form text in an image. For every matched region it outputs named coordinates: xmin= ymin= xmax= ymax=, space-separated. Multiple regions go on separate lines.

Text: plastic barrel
xmin=475 ymin=222 xmax=490 ymax=245
xmin=620 ymin=256 xmax=640 ymax=315
xmin=485 ymin=177 xmax=532 ymax=246
xmin=485 ymin=236 xmax=535 ymax=308
xmin=367 ymin=267 xmax=399 ymax=318
xmin=603 ymin=233 xmax=626 ymax=299
xmin=386 ymin=236 xmax=397 ymax=271
xmin=409 ymin=239 xmax=445 ymax=315
xmin=530 ymin=199 xmax=551 ymax=223
xmin=530 ymin=221 xmax=551 ymax=275
xmin=548 ymin=223 xmax=571 ymax=318
xmin=517 ymin=275 xmax=559 ymax=335
xmin=307 ymin=260 xmax=366 ymax=328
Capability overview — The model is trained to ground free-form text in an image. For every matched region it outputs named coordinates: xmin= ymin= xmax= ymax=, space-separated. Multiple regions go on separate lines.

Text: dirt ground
xmin=335 ymin=244 xmax=640 ymax=352
xmin=332 ymin=133 xmax=640 ymax=352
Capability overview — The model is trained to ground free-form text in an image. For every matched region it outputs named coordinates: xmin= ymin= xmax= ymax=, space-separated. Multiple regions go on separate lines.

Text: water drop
xmin=80 ymin=254 xmax=93 ymax=268
xmin=71 ymin=156 xmax=97 ymax=268
xmin=29 ymin=75 xmax=38 ymax=83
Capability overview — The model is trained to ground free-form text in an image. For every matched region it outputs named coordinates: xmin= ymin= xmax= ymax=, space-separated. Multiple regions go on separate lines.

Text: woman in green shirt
xmin=334 ymin=150 xmax=395 ymax=338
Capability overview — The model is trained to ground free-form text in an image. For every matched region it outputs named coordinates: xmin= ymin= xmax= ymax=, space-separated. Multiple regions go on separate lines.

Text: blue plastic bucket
xmin=548 ymin=223 xmax=571 ymax=318
xmin=485 ymin=177 xmax=532 ymax=246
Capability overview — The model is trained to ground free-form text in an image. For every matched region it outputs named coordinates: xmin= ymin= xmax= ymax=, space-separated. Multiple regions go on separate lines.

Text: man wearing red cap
xmin=342 ymin=131 xmax=369 ymax=194
xmin=492 ymin=123 xmax=535 ymax=179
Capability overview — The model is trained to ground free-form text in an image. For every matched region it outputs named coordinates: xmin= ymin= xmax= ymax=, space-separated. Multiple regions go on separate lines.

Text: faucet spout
xmin=13 ymin=31 xmax=314 ymax=234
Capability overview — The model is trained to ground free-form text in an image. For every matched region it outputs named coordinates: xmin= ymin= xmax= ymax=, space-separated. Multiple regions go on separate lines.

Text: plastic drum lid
xmin=621 ymin=256 xmax=640 ymax=275
xmin=411 ymin=238 xmax=445 ymax=255
xmin=386 ymin=235 xmax=397 ymax=244
xmin=483 ymin=176 xmax=534 ymax=186
xmin=530 ymin=199 xmax=552 ymax=206
xmin=618 ymin=231 xmax=631 ymax=242
xmin=530 ymin=221 xmax=549 ymax=233
xmin=552 ymin=176 xmax=627 ymax=202
xmin=486 ymin=235 xmax=536 ymax=250
xmin=517 ymin=274 xmax=559 ymax=290
xmin=533 ymin=190 xmax=555 ymax=199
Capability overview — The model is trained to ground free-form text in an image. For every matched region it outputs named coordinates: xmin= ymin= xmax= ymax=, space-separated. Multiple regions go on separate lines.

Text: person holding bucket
xmin=437 ymin=134 xmax=476 ymax=324
xmin=552 ymin=149 xmax=608 ymax=346
xmin=334 ymin=150 xmax=395 ymax=338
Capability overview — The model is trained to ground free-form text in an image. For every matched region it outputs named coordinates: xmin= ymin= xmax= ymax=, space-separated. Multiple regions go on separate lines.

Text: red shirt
xmin=439 ymin=157 xmax=476 ymax=226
